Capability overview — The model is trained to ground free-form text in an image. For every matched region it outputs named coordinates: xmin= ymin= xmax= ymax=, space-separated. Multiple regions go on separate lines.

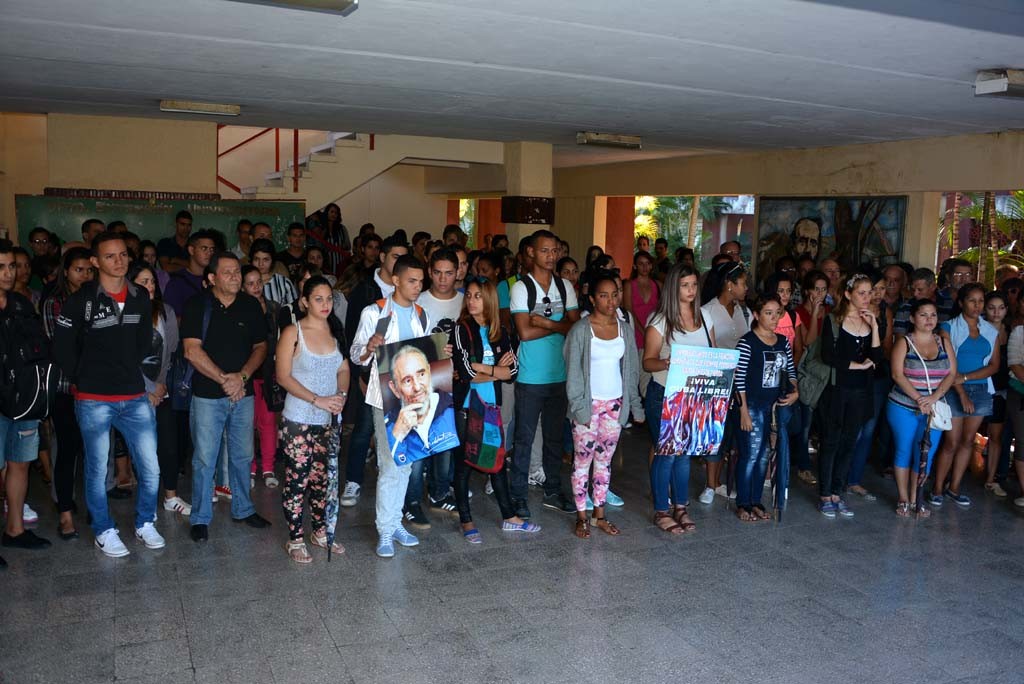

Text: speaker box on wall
xmin=500 ymin=196 xmax=555 ymax=225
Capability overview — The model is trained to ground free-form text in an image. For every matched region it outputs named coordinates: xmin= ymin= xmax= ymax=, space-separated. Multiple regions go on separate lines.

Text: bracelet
xmin=240 ymin=372 xmax=249 ymax=383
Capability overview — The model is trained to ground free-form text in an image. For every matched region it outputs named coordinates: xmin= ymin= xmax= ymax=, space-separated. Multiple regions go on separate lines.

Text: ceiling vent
xmin=225 ymin=0 xmax=359 ymax=16
xmin=576 ymin=131 xmax=642 ymax=150
xmin=974 ymin=69 xmax=1024 ymax=98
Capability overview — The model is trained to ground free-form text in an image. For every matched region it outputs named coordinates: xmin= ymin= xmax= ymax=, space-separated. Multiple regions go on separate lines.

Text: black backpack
xmin=0 ymin=302 xmax=61 ymax=420
xmin=522 ymin=275 xmax=568 ymax=316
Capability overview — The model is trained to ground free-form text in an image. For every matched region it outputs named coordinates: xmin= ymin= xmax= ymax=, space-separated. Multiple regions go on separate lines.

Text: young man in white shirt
xmin=403 ymin=248 xmax=464 ymax=525
xmin=340 ymin=236 xmax=408 ymax=508
xmin=509 ymin=230 xmax=580 ymax=517
xmin=350 ymin=255 xmax=432 ymax=557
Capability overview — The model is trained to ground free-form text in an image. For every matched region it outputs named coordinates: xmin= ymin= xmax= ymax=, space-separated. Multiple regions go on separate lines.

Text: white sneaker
xmin=340 ymin=482 xmax=361 ymax=507
xmin=698 ymin=487 xmax=715 ymax=505
xmin=1015 ymin=496 xmax=1024 ymax=508
xmin=134 ymin=522 xmax=166 ymax=550
xmin=714 ymin=484 xmax=736 ymax=500
xmin=163 ymin=497 xmax=192 ymax=516
xmin=4 ymin=501 xmax=39 ymax=524
xmin=263 ymin=472 xmax=279 ymax=489
xmin=95 ymin=528 xmax=130 ymax=558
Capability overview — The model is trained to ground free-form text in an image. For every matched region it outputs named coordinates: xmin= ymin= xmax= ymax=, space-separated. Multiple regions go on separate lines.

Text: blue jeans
xmin=736 ymin=406 xmax=771 ymax=508
xmin=189 ymin=396 xmax=257 ymax=525
xmin=646 ymin=381 xmax=690 ymax=509
xmin=848 ymin=377 xmax=890 ymax=487
xmin=406 ymin=450 xmax=453 ymax=506
xmin=510 ymin=382 xmax=568 ymax=500
xmin=76 ymin=396 xmax=160 ymax=536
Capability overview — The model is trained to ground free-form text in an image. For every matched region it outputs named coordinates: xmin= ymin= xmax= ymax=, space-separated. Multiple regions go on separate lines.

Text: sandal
xmin=914 ymin=504 xmax=931 ymax=519
xmin=736 ymin=507 xmax=756 ymax=522
xmin=461 ymin=526 xmax=482 ymax=544
xmin=311 ymin=531 xmax=345 ymax=556
xmin=591 ymin=516 xmax=620 ymax=536
xmin=751 ymin=504 xmax=771 ymax=521
xmin=653 ymin=511 xmax=684 ymax=535
xmin=672 ymin=505 xmax=697 ymax=533
xmin=285 ymin=540 xmax=313 ymax=564
xmin=849 ymin=485 xmax=877 ymax=501
xmin=895 ymin=501 xmax=910 ymax=518
xmin=574 ymin=518 xmax=591 ymax=539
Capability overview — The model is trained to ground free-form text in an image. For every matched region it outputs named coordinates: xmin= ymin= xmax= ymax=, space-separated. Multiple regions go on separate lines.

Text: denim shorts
xmin=0 ymin=416 xmax=40 ymax=469
xmin=947 ymin=383 xmax=993 ymax=418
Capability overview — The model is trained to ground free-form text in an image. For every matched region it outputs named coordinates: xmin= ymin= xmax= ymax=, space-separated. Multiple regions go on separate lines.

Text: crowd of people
xmin=0 ymin=208 xmax=1022 ymax=567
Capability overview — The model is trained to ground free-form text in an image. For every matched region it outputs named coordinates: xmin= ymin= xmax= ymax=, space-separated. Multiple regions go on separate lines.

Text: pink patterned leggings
xmin=571 ymin=398 xmax=623 ymax=512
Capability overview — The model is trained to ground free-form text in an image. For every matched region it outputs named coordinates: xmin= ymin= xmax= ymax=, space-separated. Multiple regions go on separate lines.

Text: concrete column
xmin=904 ymin=192 xmax=942 ymax=270
xmin=553 ymin=196 xmax=604 ymax=260
xmin=503 ymin=142 xmax=552 ymax=246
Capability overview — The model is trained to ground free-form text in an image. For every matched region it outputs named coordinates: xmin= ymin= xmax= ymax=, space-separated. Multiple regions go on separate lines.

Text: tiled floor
xmin=2 ymin=427 xmax=1024 ymax=683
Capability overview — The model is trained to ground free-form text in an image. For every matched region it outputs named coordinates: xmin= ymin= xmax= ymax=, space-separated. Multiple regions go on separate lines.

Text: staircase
xmin=238 ymin=131 xmax=504 ymax=214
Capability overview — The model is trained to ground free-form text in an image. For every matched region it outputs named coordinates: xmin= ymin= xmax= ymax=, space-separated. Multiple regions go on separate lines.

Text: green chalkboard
xmin=14 ymin=195 xmax=305 ymax=249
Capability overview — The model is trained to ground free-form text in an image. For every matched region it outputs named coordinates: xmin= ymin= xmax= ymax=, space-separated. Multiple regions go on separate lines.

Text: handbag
xmin=905 ymin=335 xmax=952 ymax=431
xmin=167 ymin=297 xmax=211 ymax=412
xmin=463 ymin=388 xmax=506 ymax=473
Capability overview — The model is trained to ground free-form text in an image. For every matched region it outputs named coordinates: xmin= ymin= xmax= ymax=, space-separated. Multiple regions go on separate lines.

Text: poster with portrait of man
xmin=755 ymin=196 xmax=906 ymax=282
xmin=377 ymin=332 xmax=460 ymax=466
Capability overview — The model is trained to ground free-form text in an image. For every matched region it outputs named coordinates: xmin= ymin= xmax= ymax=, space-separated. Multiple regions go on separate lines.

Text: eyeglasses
xmin=542 ymin=296 xmax=552 ymax=318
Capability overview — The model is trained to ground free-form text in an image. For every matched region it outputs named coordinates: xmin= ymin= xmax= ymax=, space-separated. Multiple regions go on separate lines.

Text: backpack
xmin=522 ymin=275 xmax=568 ymax=316
xmin=797 ymin=314 xmax=839 ymax=409
xmin=0 ymin=301 xmax=61 ymax=420
xmin=372 ymin=299 xmax=428 ymax=338
xmin=167 ymin=297 xmax=212 ymax=411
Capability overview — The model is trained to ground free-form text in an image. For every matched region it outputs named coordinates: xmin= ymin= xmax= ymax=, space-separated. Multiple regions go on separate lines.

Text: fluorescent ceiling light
xmin=159 ymin=100 xmax=241 ymax=116
xmin=224 ymin=0 xmax=358 ymax=16
xmin=974 ymin=69 xmax=1024 ymax=98
xmin=576 ymin=131 xmax=642 ymax=150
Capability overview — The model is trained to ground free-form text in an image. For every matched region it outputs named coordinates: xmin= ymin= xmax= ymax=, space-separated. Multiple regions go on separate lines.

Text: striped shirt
xmin=262 ymin=273 xmax=297 ymax=307
xmin=735 ymin=331 xmax=796 ymax=410
xmin=889 ymin=334 xmax=951 ymax=410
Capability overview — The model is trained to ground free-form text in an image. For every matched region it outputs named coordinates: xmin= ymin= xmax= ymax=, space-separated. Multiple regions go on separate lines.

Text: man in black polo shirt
xmin=182 ymin=251 xmax=269 ymax=542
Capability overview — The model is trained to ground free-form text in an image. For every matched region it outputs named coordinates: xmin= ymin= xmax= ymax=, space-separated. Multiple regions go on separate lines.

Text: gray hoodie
xmin=564 ymin=316 xmax=643 ymax=427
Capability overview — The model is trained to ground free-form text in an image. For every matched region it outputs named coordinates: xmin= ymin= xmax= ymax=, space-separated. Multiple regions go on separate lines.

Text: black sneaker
xmin=107 ymin=487 xmax=132 ymax=500
xmin=233 ymin=513 xmax=271 ymax=529
xmin=1 ymin=530 xmax=52 ymax=549
xmin=513 ymin=499 xmax=531 ymax=519
xmin=190 ymin=524 xmax=208 ymax=543
xmin=403 ymin=504 xmax=431 ymax=529
xmin=428 ymin=494 xmax=457 ymax=514
xmin=0 ymin=554 xmax=6 ymax=569
xmin=542 ymin=492 xmax=575 ymax=513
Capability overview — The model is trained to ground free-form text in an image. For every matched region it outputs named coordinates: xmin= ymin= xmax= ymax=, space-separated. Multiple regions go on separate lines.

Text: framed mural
xmin=755 ymin=196 xmax=906 ymax=280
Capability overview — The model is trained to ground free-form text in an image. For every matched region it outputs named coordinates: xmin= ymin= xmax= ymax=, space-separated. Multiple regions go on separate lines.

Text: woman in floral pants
xmin=564 ymin=275 xmax=643 ymax=538
xmin=276 ymin=277 xmax=350 ymax=563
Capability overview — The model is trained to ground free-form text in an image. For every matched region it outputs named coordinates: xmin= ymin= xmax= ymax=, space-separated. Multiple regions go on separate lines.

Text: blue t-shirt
xmin=509 ymin=274 xmax=579 ymax=385
xmin=497 ymin=279 xmax=511 ymax=310
xmin=941 ymin=321 xmax=990 ymax=384
xmin=392 ymin=303 xmax=416 ymax=341
xmin=465 ymin=325 xmax=497 ymax=407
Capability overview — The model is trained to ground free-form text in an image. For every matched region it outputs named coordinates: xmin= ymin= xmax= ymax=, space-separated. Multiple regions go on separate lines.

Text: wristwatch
xmin=240 ymin=372 xmax=250 ymax=383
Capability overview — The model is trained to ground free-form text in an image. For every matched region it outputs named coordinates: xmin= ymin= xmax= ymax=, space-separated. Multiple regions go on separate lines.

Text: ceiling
xmin=1 ymin=0 xmax=1023 ymax=167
